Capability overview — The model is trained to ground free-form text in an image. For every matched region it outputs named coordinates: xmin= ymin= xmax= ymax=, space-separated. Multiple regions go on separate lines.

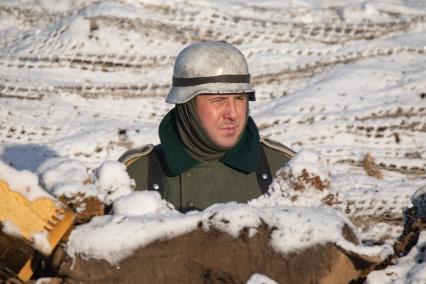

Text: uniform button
xmin=187 ymin=201 xmax=195 ymax=208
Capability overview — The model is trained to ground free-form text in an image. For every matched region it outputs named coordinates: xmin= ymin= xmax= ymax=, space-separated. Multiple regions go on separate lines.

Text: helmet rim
xmin=166 ymin=82 xmax=255 ymax=104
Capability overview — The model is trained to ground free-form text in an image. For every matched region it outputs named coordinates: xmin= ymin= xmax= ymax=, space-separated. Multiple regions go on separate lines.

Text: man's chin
xmin=215 ymin=136 xmax=240 ymax=149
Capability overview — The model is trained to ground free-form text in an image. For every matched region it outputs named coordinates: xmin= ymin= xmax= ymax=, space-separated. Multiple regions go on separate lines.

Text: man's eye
xmin=211 ymin=98 xmax=225 ymax=103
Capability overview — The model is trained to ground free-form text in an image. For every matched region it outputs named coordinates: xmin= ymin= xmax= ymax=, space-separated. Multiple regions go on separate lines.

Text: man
xmin=119 ymin=41 xmax=294 ymax=212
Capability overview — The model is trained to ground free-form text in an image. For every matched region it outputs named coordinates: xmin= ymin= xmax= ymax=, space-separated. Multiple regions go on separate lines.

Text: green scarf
xmin=159 ymin=108 xmax=261 ymax=175
xmin=175 ymin=99 xmax=227 ymax=161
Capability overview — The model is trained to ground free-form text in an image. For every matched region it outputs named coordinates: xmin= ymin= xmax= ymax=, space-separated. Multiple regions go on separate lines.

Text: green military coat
xmin=120 ymin=137 xmax=294 ymax=212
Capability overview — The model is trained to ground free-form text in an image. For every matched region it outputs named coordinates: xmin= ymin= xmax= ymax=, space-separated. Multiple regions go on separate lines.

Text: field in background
xmin=0 ymin=0 xmax=425 ymax=256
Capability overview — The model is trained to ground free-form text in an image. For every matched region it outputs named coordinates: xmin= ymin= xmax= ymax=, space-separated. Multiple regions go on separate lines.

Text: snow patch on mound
xmin=113 ymin=191 xmax=173 ymax=216
xmin=38 ymin=158 xmax=134 ymax=205
xmin=0 ymin=160 xmax=53 ymax=201
xmin=251 ymin=150 xmax=337 ymax=207
xmin=67 ymin=200 xmax=392 ymax=265
xmin=96 ymin=161 xmax=134 ymax=204
xmin=66 ymin=207 xmax=194 ymax=264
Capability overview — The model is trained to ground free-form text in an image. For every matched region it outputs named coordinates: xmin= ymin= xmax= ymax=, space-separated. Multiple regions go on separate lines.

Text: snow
xmin=246 ymin=273 xmax=278 ymax=284
xmin=32 ymin=231 xmax=52 ymax=255
xmin=38 ymin=157 xmax=91 ymax=198
xmin=35 ymin=278 xmax=60 ymax=284
xmin=66 ymin=209 xmax=196 ymax=264
xmin=38 ymin=158 xmax=134 ymax=205
xmin=0 ymin=160 xmax=53 ymax=201
xmin=251 ymin=150 xmax=336 ymax=207
xmin=366 ymin=231 xmax=426 ymax=284
xmin=66 ymin=175 xmax=393 ymax=265
xmin=112 ymin=191 xmax=173 ymax=216
xmin=2 ymin=215 xmax=53 ymax=256
xmin=1 ymin=220 xmax=22 ymax=238
xmin=1 ymin=0 xmax=426 ymax=282
xmin=286 ymin=150 xmax=328 ymax=181
xmin=95 ymin=161 xmax=134 ymax=204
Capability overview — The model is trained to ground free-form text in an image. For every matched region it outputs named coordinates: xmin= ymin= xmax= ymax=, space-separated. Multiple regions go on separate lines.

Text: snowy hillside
xmin=1 ymin=0 xmax=426 ymax=283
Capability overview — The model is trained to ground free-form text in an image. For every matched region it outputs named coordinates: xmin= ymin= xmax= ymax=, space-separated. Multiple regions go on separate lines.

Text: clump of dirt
xmin=292 ymin=169 xmax=331 ymax=191
xmin=321 ymin=192 xmax=339 ymax=206
xmin=363 ymin=153 xmax=384 ymax=179
xmin=58 ymin=193 xmax=104 ymax=225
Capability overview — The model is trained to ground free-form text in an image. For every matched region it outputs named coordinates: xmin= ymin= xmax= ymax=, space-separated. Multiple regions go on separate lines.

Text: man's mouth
xmin=221 ymin=125 xmax=238 ymax=135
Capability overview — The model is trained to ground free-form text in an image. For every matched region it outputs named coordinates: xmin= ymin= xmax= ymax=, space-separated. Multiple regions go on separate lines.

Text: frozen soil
xmin=58 ymin=225 xmax=363 ymax=284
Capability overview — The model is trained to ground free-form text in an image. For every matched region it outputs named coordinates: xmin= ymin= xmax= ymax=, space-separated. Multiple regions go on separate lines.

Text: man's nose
xmin=223 ymin=99 xmax=237 ymax=120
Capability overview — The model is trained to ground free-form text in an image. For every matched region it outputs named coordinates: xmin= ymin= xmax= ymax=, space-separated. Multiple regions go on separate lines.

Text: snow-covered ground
xmin=1 ymin=0 xmax=426 ymax=282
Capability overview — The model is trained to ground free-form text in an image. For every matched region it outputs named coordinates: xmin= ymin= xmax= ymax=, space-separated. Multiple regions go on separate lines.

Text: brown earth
xmin=363 ymin=153 xmax=384 ymax=180
xmin=55 ymin=224 xmax=379 ymax=284
xmin=58 ymin=194 xmax=104 ymax=225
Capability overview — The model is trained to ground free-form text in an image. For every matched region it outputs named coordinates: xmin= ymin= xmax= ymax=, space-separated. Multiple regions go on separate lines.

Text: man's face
xmin=195 ymin=93 xmax=248 ymax=148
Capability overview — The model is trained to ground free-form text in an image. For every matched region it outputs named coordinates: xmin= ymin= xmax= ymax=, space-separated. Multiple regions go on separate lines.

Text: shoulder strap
xmin=119 ymin=144 xmax=154 ymax=167
xmin=148 ymin=145 xmax=165 ymax=196
xmin=260 ymin=136 xmax=295 ymax=159
xmin=256 ymin=146 xmax=273 ymax=195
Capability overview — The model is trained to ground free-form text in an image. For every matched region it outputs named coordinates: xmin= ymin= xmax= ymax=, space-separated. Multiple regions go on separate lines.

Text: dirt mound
xmin=56 ymin=224 xmax=376 ymax=284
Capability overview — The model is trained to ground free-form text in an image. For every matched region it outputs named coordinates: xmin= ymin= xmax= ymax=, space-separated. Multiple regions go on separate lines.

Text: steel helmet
xmin=166 ymin=41 xmax=255 ymax=104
